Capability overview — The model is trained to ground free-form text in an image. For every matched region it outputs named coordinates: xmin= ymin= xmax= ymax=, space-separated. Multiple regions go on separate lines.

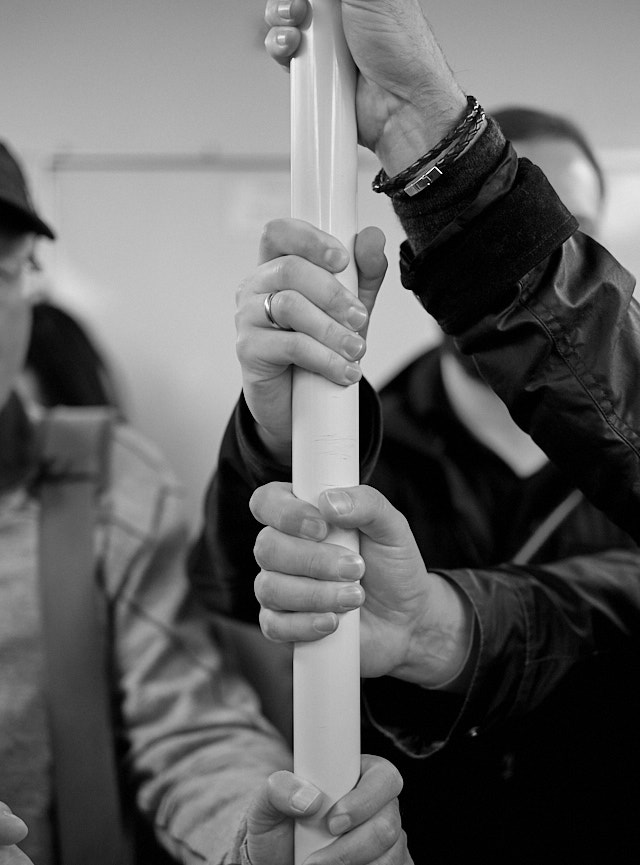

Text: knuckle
xmin=306 ymin=547 xmax=329 ymax=582
xmin=261 ymin=218 xmax=281 ymax=247
xmin=253 ymin=570 xmax=269 ymax=603
xmin=235 ymin=278 xmax=247 ymax=307
xmin=373 ymin=810 xmax=402 ymax=851
xmin=301 ymin=578 xmax=328 ymax=612
xmin=275 ymin=256 xmax=300 ymax=290
xmin=252 ymin=530 xmax=271 ymax=568
xmin=258 ymin=608 xmax=280 ymax=642
xmin=389 ymin=765 xmax=404 ymax=797
xmin=326 ymin=349 xmax=349 ymax=383
xmin=235 ymin=330 xmax=251 ymax=364
xmin=286 ymin=329 xmax=305 ymax=361
xmin=327 ymin=278 xmax=346 ymax=310
xmin=253 ymin=568 xmax=280 ymax=609
xmin=249 ymin=490 xmax=265 ymax=523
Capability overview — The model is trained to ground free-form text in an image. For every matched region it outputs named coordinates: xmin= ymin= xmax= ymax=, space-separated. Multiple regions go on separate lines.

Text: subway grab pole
xmin=290 ymin=1 xmax=360 ymax=862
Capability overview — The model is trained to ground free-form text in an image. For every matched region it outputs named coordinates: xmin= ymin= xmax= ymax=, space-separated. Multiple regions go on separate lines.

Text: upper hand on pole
xmin=236 ymin=219 xmax=386 ymax=463
xmin=264 ymin=0 xmax=468 ymax=175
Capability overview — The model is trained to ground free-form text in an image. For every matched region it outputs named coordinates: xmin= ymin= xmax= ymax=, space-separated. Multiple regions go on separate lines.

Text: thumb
xmin=319 ymin=485 xmax=412 ymax=547
xmin=355 ymin=226 xmax=387 ymax=333
xmin=245 ymin=771 xmax=324 ymax=865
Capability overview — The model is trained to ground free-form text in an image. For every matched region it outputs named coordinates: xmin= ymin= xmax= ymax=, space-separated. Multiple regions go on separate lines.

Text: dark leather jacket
xmin=189 ymin=351 xmax=640 ymax=862
xmin=189 ymin=124 xmax=640 ymax=863
xmin=401 ymin=142 xmax=640 ymax=542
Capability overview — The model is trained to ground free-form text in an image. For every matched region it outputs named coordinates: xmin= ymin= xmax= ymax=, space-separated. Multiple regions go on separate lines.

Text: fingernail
xmin=328 ymin=814 xmax=351 ymax=835
xmin=277 ymin=1 xmax=293 ymax=20
xmin=324 ymin=490 xmax=353 ymax=515
xmin=291 ymin=783 xmax=322 ymax=813
xmin=324 ymin=247 xmax=348 ymax=270
xmin=301 ymin=518 xmax=326 ymax=540
xmin=344 ymin=364 xmax=362 ymax=384
xmin=312 ymin=613 xmax=338 ymax=634
xmin=338 ymin=584 xmax=363 ymax=609
xmin=342 ymin=334 xmax=365 ymax=361
xmin=346 ymin=305 xmax=368 ymax=330
xmin=337 ymin=554 xmax=364 ymax=580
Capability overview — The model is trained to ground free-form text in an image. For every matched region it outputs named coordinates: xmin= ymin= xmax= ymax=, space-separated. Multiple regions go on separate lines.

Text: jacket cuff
xmin=361 ymin=566 xmax=531 ymax=757
xmin=400 ymin=159 xmax=578 ymax=334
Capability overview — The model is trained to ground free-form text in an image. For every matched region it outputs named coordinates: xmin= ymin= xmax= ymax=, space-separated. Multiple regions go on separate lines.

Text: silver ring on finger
xmin=264 ymin=291 xmax=292 ymax=331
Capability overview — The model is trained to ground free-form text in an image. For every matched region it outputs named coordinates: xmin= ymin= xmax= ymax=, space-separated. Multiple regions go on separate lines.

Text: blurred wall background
xmin=2 ymin=0 xmax=639 ymax=528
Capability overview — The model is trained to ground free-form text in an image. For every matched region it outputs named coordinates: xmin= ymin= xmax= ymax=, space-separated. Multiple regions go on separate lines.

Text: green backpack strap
xmin=37 ymin=406 xmax=135 ymax=865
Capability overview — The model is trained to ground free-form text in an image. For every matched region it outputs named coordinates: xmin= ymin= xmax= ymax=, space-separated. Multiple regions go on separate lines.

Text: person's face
xmin=512 ymin=135 xmax=603 ymax=237
xmin=0 ymin=231 xmax=36 ymax=411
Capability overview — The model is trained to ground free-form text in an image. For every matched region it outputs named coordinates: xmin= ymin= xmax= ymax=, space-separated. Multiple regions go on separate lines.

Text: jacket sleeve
xmin=103 ymin=426 xmax=292 ymax=865
xmin=363 ymin=547 xmax=640 ymax=756
xmin=399 ymin=154 xmax=640 ymax=542
xmin=188 ymin=381 xmax=382 ymax=623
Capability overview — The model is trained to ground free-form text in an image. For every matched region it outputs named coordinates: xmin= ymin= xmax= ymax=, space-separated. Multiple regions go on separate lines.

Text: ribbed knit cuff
xmin=390 ymin=115 xmax=507 ymax=256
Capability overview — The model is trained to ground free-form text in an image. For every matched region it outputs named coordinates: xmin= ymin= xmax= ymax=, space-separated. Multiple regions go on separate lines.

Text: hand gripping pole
xmin=290 ymin=1 xmax=360 ymax=861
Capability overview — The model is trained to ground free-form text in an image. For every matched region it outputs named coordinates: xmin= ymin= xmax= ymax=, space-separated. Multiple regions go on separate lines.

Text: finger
xmin=264 ymin=26 xmax=301 ymax=67
xmin=318 ymin=485 xmax=413 ymax=547
xmin=244 ymin=770 xmax=322 ymax=865
xmin=237 ymin=323 xmax=363 ymax=388
xmin=256 ymin=566 xmax=363 ymax=620
xmin=0 ymin=848 xmax=36 ymax=865
xmin=326 ymin=755 xmax=403 ymax=838
xmin=355 ymin=226 xmax=388 ymax=329
xmin=259 ymin=605 xmax=341 ymax=642
xmin=255 ymin=521 xmax=364 ymax=575
xmin=0 ymin=806 xmax=27 ymax=847
xmin=250 ymin=480 xmax=320 ymax=529
xmin=259 ymin=218 xmax=350 ymax=273
xmin=252 ymin=258 xmax=368 ymax=334
xmin=250 ymin=770 xmax=323 ymax=828
xmin=250 ymin=481 xmax=326 ymax=537
xmin=264 ymin=0 xmax=309 ymax=28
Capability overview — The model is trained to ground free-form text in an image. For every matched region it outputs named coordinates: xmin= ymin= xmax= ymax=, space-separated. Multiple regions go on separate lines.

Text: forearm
xmin=386 ymin=118 xmax=640 ymax=540
xmin=365 ymin=548 xmax=640 ymax=757
xmin=115 ymin=526 xmax=292 ymax=864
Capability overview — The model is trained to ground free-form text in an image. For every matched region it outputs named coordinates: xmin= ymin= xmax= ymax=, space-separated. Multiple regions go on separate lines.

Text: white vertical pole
xmin=290 ymin=1 xmax=360 ymax=862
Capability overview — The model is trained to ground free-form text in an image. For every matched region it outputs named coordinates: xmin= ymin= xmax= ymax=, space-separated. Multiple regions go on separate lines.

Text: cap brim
xmin=0 ymin=199 xmax=55 ymax=240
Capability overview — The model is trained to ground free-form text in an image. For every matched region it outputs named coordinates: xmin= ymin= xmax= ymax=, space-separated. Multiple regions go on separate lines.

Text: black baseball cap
xmin=0 ymin=141 xmax=55 ymax=239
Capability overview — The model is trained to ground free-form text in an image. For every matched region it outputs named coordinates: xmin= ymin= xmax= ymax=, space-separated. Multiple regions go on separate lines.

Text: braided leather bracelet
xmin=372 ymin=95 xmax=483 ymax=196
xmin=402 ymin=104 xmax=486 ymax=197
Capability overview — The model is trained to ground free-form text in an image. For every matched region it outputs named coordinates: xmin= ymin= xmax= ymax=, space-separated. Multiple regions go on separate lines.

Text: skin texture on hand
xmin=251 ymin=482 xmax=475 ymax=689
xmin=264 ymin=0 xmax=467 ymax=174
xmin=246 ymin=758 xmax=411 ymax=865
xmin=235 ymin=219 xmax=386 ymax=462
xmin=0 ymin=803 xmax=31 ymax=865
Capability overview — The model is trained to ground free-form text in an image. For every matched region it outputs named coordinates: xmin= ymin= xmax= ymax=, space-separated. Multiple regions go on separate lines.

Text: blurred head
xmin=0 ymin=142 xmax=55 ymax=413
xmin=20 ymin=300 xmax=124 ymax=415
xmin=492 ymin=106 xmax=605 ymax=237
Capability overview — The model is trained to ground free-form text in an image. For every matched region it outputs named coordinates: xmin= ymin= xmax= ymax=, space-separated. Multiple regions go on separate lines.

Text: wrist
xmin=255 ymin=423 xmax=292 ymax=467
xmin=374 ymin=92 xmax=468 ymax=178
xmin=395 ymin=574 xmax=476 ymax=691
